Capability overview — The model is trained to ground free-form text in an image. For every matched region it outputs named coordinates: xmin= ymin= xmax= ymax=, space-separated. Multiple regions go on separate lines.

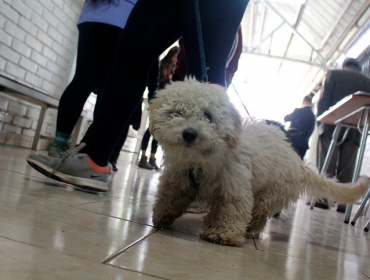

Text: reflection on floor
xmin=0 ymin=145 xmax=369 ymax=280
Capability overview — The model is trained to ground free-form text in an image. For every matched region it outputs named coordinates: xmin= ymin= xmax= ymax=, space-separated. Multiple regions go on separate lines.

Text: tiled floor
xmin=0 ymin=145 xmax=370 ymax=280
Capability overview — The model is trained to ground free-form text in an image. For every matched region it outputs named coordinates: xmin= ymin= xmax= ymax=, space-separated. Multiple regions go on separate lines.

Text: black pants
xmin=82 ymin=0 xmax=250 ymax=166
xmin=57 ymin=22 xmax=122 ymax=135
xmin=317 ymin=126 xmax=360 ymax=183
xmin=141 ymin=128 xmax=158 ymax=155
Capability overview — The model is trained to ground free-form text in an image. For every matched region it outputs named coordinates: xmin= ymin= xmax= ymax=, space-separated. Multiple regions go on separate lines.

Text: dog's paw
xmin=199 ymin=229 xmax=245 ymax=247
xmin=152 ymin=214 xmax=175 ymax=227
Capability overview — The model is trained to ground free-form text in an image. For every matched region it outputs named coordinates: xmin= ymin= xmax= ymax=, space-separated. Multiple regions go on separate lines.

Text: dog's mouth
xmin=182 ymin=141 xmax=213 ymax=157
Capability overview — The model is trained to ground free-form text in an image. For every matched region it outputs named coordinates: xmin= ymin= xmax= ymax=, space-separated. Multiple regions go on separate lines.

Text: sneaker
xmin=336 ymin=204 xmax=347 ymax=213
xmin=149 ymin=157 xmax=161 ymax=171
xmin=48 ymin=141 xmax=70 ymax=157
xmin=138 ymin=156 xmax=154 ymax=170
xmin=314 ymin=198 xmax=329 ymax=209
xmin=27 ymin=147 xmax=109 ymax=191
xmin=273 ymin=212 xmax=281 ymax=218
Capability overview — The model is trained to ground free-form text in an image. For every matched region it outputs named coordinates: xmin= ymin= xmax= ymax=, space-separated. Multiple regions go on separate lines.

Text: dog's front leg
xmin=152 ymin=168 xmax=197 ymax=226
xmin=200 ymin=171 xmax=254 ymax=247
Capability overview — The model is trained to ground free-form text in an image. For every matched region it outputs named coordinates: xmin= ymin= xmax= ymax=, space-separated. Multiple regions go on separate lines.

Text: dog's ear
xmin=225 ymin=103 xmax=242 ymax=148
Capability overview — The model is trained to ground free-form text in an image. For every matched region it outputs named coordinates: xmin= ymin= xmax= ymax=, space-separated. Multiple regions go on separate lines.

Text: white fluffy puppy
xmin=149 ymin=78 xmax=369 ymax=247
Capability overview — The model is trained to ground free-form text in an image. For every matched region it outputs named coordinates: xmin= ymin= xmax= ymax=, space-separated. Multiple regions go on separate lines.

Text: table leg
xmin=364 ymin=219 xmax=370 ymax=232
xmin=345 ymin=109 xmax=370 ymax=223
xmin=310 ymin=123 xmax=342 ymax=210
xmin=351 ymin=189 xmax=370 ymax=225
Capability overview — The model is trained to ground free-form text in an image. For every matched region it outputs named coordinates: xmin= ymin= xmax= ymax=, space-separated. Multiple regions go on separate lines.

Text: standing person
xmin=314 ymin=58 xmax=370 ymax=211
xmin=173 ymin=27 xmax=243 ymax=89
xmin=139 ymin=46 xmax=180 ymax=170
xmin=49 ymin=0 xmax=137 ymax=160
xmin=284 ymin=93 xmax=316 ymax=160
xmin=27 ymin=0 xmax=251 ymax=192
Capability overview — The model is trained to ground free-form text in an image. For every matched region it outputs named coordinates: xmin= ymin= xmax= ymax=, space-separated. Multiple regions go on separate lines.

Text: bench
xmin=0 ymin=74 xmax=59 ymax=150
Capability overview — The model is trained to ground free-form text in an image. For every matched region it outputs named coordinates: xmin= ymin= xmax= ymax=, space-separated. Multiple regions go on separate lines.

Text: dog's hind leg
xmin=152 ymin=169 xmax=197 ymax=226
xmin=247 ymin=191 xmax=271 ymax=234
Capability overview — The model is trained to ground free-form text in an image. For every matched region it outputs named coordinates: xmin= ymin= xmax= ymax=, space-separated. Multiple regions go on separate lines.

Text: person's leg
xmin=81 ymin=0 xmax=182 ymax=166
xmin=50 ymin=23 xmax=122 ymax=155
xmin=335 ymin=132 xmax=360 ymax=212
xmin=141 ymin=128 xmax=151 ymax=153
xmin=56 ymin=23 xmax=122 ymax=136
xmin=181 ymin=0 xmax=250 ymax=86
xmin=336 ymin=131 xmax=360 ymax=183
xmin=148 ymin=138 xmax=160 ymax=170
xmin=108 ymin=123 xmax=130 ymax=171
xmin=150 ymin=138 xmax=159 ymax=155
xmin=139 ymin=128 xmax=155 ymax=170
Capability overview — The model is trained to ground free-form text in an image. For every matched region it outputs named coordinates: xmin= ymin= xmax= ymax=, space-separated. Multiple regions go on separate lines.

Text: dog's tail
xmin=303 ymin=168 xmax=369 ymax=203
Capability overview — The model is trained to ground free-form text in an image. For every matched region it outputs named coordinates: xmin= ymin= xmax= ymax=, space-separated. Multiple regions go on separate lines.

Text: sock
xmin=54 ymin=131 xmax=71 ymax=145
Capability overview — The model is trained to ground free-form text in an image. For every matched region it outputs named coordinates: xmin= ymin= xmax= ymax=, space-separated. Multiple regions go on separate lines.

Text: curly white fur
xmin=149 ymin=78 xmax=369 ymax=247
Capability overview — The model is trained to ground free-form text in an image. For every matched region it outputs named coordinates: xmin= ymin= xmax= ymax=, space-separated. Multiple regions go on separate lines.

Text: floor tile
xmin=0 ymin=145 xmax=370 ymax=280
xmin=0 ymin=190 xmax=155 ymax=263
xmin=0 ymin=237 xmax=158 ymax=280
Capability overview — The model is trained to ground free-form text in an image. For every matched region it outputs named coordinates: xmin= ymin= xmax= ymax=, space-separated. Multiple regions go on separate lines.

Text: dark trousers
xmin=57 ymin=22 xmax=122 ymax=135
xmin=141 ymin=128 xmax=158 ymax=155
xmin=317 ymin=126 xmax=360 ymax=183
xmin=82 ymin=0 xmax=250 ymax=165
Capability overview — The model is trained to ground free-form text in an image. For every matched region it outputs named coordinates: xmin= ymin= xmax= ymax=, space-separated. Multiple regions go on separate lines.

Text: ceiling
xmin=230 ymin=0 xmax=370 ymax=121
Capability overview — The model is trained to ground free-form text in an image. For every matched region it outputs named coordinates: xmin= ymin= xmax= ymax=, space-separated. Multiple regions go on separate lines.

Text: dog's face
xmin=149 ymin=78 xmax=242 ymax=163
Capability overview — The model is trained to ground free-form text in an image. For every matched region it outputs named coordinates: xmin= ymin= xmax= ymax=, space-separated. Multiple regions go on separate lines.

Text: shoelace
xmin=47 ymin=143 xmax=86 ymax=179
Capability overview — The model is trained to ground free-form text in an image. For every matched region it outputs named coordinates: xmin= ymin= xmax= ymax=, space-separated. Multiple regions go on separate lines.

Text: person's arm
xmin=317 ymin=71 xmax=334 ymax=117
xmin=147 ymin=58 xmax=160 ymax=100
xmin=284 ymin=108 xmax=298 ymax=122
xmin=226 ymin=27 xmax=242 ymax=88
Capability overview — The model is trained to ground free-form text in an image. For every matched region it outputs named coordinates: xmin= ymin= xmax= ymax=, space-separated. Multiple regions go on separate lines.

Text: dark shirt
xmin=317 ymin=69 xmax=370 ymax=117
xmin=317 ymin=68 xmax=370 ymax=141
xmin=285 ymin=106 xmax=315 ymax=138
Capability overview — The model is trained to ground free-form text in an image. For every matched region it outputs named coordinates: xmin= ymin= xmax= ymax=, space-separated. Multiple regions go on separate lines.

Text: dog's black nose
xmin=182 ymin=129 xmax=197 ymax=143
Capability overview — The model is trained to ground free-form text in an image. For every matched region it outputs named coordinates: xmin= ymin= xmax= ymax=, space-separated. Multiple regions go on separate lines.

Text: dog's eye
xmin=204 ymin=112 xmax=212 ymax=121
xmin=171 ymin=110 xmax=183 ymax=117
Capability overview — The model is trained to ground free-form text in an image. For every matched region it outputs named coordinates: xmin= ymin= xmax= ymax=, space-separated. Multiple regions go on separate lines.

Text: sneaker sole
xmin=27 ymin=157 xmax=108 ymax=192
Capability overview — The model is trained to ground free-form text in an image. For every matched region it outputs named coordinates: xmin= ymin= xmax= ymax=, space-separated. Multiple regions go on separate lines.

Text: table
xmin=310 ymin=91 xmax=370 ymax=230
